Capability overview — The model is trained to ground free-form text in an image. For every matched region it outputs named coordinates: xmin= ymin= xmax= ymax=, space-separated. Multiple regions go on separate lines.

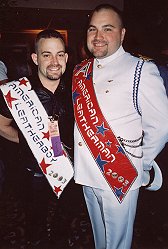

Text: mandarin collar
xmin=94 ymin=46 xmax=125 ymax=68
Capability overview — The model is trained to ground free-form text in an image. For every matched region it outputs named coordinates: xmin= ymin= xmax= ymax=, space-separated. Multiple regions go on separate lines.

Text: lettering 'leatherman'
xmin=72 ymin=58 xmax=138 ymax=203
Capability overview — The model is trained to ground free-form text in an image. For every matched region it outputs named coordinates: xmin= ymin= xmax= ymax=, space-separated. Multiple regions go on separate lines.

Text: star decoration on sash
xmin=106 ymin=140 xmax=112 ymax=147
xmin=114 ymin=187 xmax=124 ymax=198
xmin=96 ymin=122 xmax=109 ymax=136
xmin=86 ymin=72 xmax=92 ymax=80
xmin=19 ymin=78 xmax=28 ymax=87
xmin=4 ymin=91 xmax=17 ymax=109
xmin=116 ymin=145 xmax=125 ymax=155
xmin=40 ymin=158 xmax=52 ymax=174
xmin=54 ymin=185 xmax=62 ymax=195
xmin=42 ymin=131 xmax=50 ymax=140
xmin=96 ymin=154 xmax=108 ymax=172
xmin=72 ymin=90 xmax=80 ymax=104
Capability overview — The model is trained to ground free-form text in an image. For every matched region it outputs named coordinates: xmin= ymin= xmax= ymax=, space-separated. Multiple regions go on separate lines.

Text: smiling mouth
xmin=93 ymin=42 xmax=107 ymax=47
xmin=48 ymin=66 xmax=61 ymax=71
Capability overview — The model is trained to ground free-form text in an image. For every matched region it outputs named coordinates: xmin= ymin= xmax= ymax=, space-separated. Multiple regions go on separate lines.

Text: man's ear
xmin=65 ymin=53 xmax=68 ymax=63
xmin=121 ymin=28 xmax=126 ymax=43
xmin=31 ymin=53 xmax=38 ymax=65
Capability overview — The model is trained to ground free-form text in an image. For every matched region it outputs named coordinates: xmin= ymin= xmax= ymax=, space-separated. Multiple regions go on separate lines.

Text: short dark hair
xmin=35 ymin=29 xmax=65 ymax=52
xmin=88 ymin=4 xmax=124 ymax=28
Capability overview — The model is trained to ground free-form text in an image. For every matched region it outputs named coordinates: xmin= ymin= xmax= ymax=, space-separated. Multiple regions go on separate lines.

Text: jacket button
xmin=78 ymin=142 xmax=82 ymax=146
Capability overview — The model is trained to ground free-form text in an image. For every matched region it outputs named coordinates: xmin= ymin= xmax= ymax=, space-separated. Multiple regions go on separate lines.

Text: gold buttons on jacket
xmin=97 ymin=64 xmax=103 ymax=69
xmin=78 ymin=142 xmax=82 ymax=146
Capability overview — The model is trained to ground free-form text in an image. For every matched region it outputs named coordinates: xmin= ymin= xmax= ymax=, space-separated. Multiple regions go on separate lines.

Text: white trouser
xmin=83 ymin=186 xmax=139 ymax=249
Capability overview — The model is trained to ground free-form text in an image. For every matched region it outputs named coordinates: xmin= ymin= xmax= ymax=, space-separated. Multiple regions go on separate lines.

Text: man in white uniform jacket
xmin=72 ymin=4 xmax=168 ymax=249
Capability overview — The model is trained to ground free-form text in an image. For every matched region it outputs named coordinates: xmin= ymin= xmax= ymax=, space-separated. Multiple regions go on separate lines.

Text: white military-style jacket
xmin=74 ymin=46 xmax=168 ymax=191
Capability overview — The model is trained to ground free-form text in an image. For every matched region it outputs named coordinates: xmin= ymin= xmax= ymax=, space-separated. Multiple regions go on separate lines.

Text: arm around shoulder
xmin=0 ymin=114 xmax=19 ymax=143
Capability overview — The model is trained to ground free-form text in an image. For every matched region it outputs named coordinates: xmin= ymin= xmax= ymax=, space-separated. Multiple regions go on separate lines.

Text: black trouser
xmin=22 ymin=169 xmax=51 ymax=243
xmin=21 ymin=168 xmax=86 ymax=244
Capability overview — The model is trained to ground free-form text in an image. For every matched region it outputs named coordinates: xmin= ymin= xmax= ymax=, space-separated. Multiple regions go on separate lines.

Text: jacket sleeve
xmin=0 ymin=90 xmax=13 ymax=119
xmin=139 ymin=61 xmax=168 ymax=170
xmin=0 ymin=61 xmax=8 ymax=81
xmin=157 ymin=64 xmax=168 ymax=96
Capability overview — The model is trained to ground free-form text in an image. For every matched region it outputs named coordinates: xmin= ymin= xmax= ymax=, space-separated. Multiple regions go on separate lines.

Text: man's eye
xmin=104 ymin=28 xmax=112 ymax=32
xmin=58 ymin=53 xmax=65 ymax=57
xmin=88 ymin=27 xmax=96 ymax=32
xmin=43 ymin=54 xmax=50 ymax=58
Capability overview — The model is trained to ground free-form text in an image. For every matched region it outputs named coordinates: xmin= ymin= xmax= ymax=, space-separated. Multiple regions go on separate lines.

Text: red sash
xmin=72 ymin=58 xmax=138 ymax=203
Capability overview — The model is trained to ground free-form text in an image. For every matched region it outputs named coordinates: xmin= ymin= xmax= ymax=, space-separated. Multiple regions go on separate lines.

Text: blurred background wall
xmin=0 ymin=0 xmax=168 ymax=79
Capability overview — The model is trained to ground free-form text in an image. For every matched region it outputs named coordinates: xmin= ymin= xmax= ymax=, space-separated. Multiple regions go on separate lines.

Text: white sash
xmin=0 ymin=77 xmax=74 ymax=198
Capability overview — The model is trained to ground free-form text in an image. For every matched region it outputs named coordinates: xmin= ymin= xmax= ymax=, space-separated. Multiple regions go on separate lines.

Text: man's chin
xmin=47 ymin=74 xmax=62 ymax=80
xmin=92 ymin=49 xmax=107 ymax=59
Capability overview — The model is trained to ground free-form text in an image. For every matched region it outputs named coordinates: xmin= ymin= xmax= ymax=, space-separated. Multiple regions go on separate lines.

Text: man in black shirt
xmin=0 ymin=29 xmax=74 ymax=247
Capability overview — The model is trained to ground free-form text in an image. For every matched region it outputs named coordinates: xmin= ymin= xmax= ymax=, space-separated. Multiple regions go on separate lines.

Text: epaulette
xmin=138 ymin=54 xmax=154 ymax=62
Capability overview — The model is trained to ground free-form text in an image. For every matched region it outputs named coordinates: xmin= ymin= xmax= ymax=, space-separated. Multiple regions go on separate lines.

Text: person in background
xmin=0 ymin=29 xmax=75 ymax=248
xmin=72 ymin=4 xmax=168 ymax=249
xmin=0 ymin=60 xmax=8 ymax=83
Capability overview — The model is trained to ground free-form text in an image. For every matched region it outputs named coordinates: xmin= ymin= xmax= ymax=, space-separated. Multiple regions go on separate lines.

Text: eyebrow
xmin=103 ymin=24 xmax=115 ymax=28
xmin=88 ymin=24 xmax=115 ymax=29
xmin=41 ymin=50 xmax=65 ymax=54
xmin=41 ymin=51 xmax=51 ymax=54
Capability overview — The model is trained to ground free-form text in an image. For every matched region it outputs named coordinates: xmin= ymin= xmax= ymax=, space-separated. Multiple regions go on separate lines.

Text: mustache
xmin=47 ymin=64 xmax=61 ymax=69
xmin=92 ymin=39 xmax=108 ymax=45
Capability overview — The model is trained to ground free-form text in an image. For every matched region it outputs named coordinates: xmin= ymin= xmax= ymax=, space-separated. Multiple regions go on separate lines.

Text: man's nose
xmin=94 ymin=30 xmax=103 ymax=39
xmin=51 ymin=56 xmax=59 ymax=64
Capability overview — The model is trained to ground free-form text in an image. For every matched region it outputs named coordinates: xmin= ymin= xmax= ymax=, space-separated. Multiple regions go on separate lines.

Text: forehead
xmin=90 ymin=9 xmax=121 ymax=27
xmin=37 ymin=37 xmax=65 ymax=52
